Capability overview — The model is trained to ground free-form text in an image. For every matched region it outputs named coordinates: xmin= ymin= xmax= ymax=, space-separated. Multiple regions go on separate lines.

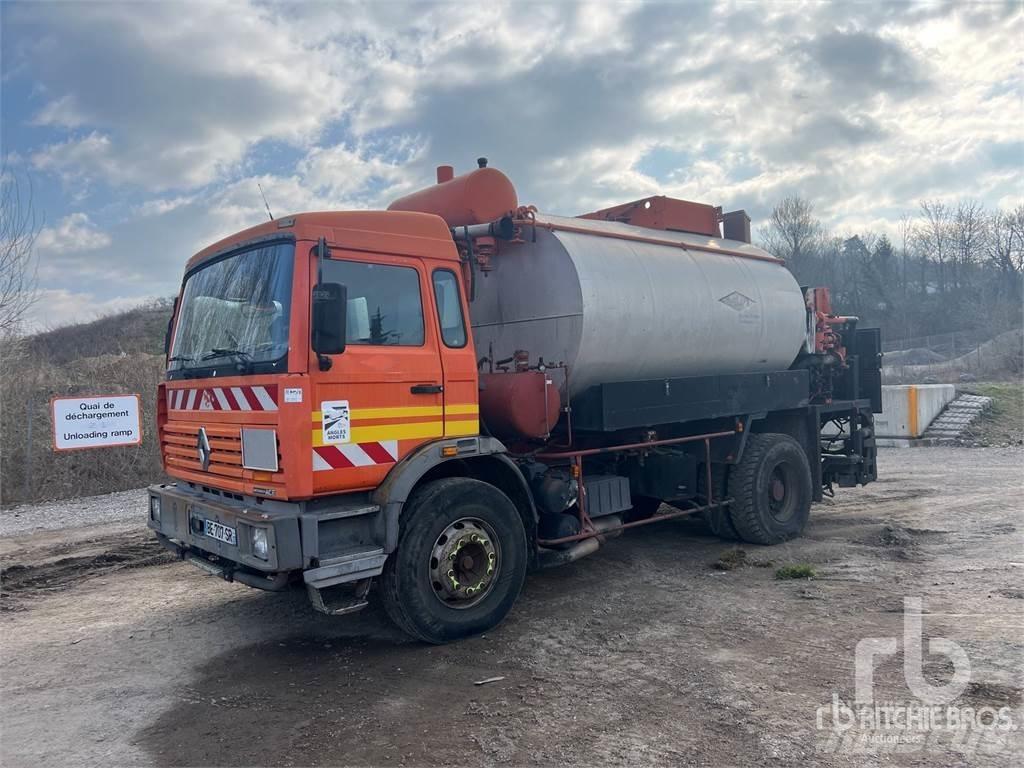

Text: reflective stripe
xmin=213 ymin=388 xmax=231 ymax=410
xmin=312 ymin=440 xmax=400 ymax=471
xmin=252 ymin=386 xmax=277 ymax=411
xmin=231 ymin=387 xmax=252 ymax=411
xmin=312 ymin=450 xmax=333 ymax=472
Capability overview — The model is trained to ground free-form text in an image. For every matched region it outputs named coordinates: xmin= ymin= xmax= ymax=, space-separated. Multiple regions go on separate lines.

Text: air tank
xmin=471 ymin=214 xmax=808 ymax=397
xmin=388 ymin=165 xmax=517 ymax=228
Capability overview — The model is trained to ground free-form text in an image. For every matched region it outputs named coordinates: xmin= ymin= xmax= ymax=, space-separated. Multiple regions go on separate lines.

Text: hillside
xmin=25 ymin=299 xmax=174 ymax=364
xmin=1 ymin=301 xmax=173 ymax=507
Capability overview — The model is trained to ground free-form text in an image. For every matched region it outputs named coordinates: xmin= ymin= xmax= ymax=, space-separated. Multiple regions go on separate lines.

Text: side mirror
xmin=311 ymin=282 xmax=347 ymax=357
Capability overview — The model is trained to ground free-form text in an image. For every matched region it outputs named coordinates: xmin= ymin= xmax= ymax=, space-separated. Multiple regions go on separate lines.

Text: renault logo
xmin=196 ymin=427 xmax=211 ymax=471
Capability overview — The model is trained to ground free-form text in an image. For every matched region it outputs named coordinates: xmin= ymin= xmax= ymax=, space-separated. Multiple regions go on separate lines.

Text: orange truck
xmin=148 ymin=160 xmax=881 ymax=643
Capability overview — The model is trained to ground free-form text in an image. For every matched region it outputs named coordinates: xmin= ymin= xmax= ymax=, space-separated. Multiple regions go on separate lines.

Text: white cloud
xmin=35 ymin=212 xmax=111 ymax=253
xmin=134 ymin=195 xmax=196 ymax=218
xmin=4 ymin=0 xmax=1023 ymax=326
xmin=19 ymin=1 xmax=349 ymax=189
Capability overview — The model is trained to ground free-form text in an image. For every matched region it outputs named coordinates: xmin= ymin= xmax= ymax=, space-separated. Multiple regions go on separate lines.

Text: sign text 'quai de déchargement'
xmin=51 ymin=394 xmax=142 ymax=451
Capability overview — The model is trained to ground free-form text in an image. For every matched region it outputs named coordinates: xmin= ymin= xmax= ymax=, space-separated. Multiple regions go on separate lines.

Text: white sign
xmin=321 ymin=400 xmax=350 ymax=444
xmin=52 ymin=394 xmax=142 ymax=451
xmin=283 ymin=387 xmax=303 ymax=403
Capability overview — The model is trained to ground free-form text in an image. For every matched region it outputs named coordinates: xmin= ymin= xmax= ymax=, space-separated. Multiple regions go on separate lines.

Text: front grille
xmin=162 ymin=421 xmax=282 ymax=481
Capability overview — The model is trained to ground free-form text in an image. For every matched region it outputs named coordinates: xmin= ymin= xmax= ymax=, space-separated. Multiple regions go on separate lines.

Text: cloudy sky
xmin=2 ymin=1 xmax=1021 ymax=329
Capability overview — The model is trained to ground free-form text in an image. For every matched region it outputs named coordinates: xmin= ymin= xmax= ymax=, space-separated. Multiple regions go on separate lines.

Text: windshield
xmin=169 ymin=240 xmax=294 ymax=377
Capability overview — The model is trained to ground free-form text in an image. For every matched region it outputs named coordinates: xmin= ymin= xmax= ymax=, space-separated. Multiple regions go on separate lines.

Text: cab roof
xmin=186 ymin=210 xmax=459 ymax=271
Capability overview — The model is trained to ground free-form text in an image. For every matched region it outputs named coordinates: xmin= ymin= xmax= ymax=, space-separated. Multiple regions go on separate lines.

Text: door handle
xmin=410 ymin=384 xmax=444 ymax=394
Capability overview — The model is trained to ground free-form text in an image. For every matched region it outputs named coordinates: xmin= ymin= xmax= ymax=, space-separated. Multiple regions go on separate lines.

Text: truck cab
xmin=150 ymin=211 xmax=525 ymax=623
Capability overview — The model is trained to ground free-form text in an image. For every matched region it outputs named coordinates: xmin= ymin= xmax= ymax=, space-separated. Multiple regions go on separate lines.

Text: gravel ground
xmin=1 ymin=447 xmax=1022 ymax=767
xmin=0 ymin=488 xmax=147 ymax=537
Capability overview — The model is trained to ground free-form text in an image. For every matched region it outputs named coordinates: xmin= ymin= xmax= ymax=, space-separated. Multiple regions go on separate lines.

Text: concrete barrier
xmin=873 ymin=384 xmax=956 ymax=439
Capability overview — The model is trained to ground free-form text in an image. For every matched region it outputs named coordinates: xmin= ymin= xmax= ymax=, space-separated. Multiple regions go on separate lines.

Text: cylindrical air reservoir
xmin=387 ymin=166 xmax=518 ymax=228
xmin=471 ymin=214 xmax=808 ymax=398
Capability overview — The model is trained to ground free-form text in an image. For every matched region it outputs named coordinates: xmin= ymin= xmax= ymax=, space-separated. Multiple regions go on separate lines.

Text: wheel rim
xmin=429 ymin=517 xmax=500 ymax=610
xmin=767 ymin=463 xmax=798 ymax=523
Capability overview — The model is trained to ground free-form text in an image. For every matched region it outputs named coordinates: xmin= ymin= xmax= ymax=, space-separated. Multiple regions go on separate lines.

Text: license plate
xmin=203 ymin=519 xmax=237 ymax=546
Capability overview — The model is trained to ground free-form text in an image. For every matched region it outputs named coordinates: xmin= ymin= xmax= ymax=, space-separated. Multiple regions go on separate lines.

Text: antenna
xmin=257 ymin=182 xmax=273 ymax=221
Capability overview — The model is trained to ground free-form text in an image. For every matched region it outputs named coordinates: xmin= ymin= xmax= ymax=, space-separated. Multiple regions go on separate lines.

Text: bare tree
xmin=898 ymin=212 xmax=914 ymax=297
xmin=952 ymin=200 xmax=985 ymax=289
xmin=0 ymin=168 xmax=41 ymax=334
xmin=986 ymin=205 xmax=1024 ymax=283
xmin=917 ymin=200 xmax=952 ymax=294
xmin=759 ymin=196 xmax=822 ymax=281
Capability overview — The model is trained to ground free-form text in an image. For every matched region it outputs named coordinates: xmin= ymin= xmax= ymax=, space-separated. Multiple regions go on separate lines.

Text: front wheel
xmin=727 ymin=433 xmax=812 ymax=545
xmin=379 ymin=478 xmax=528 ymax=644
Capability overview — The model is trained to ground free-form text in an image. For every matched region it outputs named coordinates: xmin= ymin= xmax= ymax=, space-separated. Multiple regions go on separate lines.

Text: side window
xmin=432 ymin=269 xmax=467 ymax=348
xmin=322 ymin=260 xmax=424 ymax=346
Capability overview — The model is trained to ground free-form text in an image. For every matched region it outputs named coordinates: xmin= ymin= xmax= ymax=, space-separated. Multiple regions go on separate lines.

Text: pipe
xmin=591 ymin=513 xmax=624 ymax=542
xmin=538 ymin=500 xmax=729 ymax=546
xmin=451 ymin=216 xmax=515 ymax=241
xmin=536 ymin=428 xmax=737 ymax=460
xmin=436 ymin=165 xmax=454 ymax=184
xmin=537 ymin=514 xmax=622 ymax=568
xmin=538 ymin=537 xmax=599 ymax=568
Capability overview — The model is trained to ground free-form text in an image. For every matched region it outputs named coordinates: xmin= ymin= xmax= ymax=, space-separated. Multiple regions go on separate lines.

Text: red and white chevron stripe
xmin=312 ymin=441 xmax=398 ymax=471
xmin=167 ymin=384 xmax=278 ymax=412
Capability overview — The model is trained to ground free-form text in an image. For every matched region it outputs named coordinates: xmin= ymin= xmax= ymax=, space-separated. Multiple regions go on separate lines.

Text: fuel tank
xmin=471 ymin=214 xmax=808 ymax=398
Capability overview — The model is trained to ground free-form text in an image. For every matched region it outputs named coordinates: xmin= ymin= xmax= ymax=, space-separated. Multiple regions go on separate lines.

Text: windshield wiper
xmin=200 ymin=348 xmax=252 ymax=362
xmin=168 ymin=355 xmax=193 ymax=363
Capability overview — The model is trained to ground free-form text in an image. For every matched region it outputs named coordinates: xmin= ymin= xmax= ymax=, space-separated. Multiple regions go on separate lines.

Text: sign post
xmin=51 ymin=394 xmax=143 ymax=451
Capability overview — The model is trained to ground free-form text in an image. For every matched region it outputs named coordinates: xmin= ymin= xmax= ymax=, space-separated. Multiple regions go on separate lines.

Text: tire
xmin=726 ymin=433 xmax=812 ymax=545
xmin=700 ymin=463 xmax=739 ymax=540
xmin=379 ymin=478 xmax=528 ymax=644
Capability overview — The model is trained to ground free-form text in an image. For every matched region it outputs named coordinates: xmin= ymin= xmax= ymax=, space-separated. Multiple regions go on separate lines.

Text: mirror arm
xmin=317 ymin=236 xmax=327 ymax=283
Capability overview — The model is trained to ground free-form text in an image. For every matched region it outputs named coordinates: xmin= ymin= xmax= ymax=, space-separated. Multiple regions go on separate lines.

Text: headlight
xmin=251 ymin=527 xmax=269 ymax=560
xmin=149 ymin=496 xmax=161 ymax=522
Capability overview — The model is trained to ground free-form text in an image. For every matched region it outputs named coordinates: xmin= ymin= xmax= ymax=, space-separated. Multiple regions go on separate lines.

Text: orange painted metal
xmin=580 ymin=195 xmax=721 ymax=237
xmin=387 ymin=167 xmax=518 ymax=228
xmin=479 ymin=371 xmax=561 ymax=439
xmin=807 ymin=286 xmax=852 ymax=362
xmin=186 ymin=210 xmax=458 ymax=271
xmin=163 ymin=210 xmax=479 ymax=502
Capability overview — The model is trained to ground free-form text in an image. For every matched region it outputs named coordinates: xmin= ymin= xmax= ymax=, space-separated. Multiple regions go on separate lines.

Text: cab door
xmin=429 ymin=265 xmax=480 ymax=438
xmin=312 ymin=250 xmax=444 ymax=493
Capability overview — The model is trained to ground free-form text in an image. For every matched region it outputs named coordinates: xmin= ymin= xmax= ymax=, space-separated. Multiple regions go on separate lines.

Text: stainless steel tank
xmin=471 ymin=214 xmax=808 ymax=397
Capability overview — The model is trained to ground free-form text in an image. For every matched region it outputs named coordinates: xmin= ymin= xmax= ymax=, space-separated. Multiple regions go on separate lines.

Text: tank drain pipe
xmin=538 ymin=515 xmax=623 ymax=568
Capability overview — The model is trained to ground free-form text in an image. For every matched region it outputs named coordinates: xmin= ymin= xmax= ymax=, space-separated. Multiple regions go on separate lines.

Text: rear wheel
xmin=380 ymin=478 xmax=527 ymax=644
xmin=727 ymin=433 xmax=812 ymax=545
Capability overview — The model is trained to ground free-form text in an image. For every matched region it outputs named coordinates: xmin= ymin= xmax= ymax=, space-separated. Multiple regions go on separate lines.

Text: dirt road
xmin=2 ymin=448 xmax=1022 ymax=767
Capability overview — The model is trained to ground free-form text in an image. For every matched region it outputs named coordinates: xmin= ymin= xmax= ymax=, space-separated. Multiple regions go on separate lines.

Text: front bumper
xmin=147 ymin=483 xmax=303 ymax=581
xmin=147 ymin=483 xmax=388 ymax=593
